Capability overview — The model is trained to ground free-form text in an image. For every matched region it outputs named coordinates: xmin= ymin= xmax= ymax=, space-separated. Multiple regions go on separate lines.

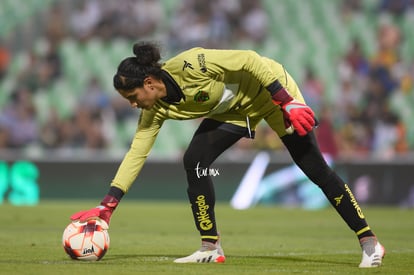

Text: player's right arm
xmin=110 ymin=110 xmax=164 ymax=193
xmin=71 ymin=109 xmax=165 ymax=225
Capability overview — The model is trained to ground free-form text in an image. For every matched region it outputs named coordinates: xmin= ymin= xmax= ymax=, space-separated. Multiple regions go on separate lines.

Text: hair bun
xmin=133 ymin=42 xmax=161 ymax=66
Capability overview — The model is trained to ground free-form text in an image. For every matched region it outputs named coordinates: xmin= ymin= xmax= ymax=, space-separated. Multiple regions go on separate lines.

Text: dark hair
xmin=113 ymin=42 xmax=163 ymax=90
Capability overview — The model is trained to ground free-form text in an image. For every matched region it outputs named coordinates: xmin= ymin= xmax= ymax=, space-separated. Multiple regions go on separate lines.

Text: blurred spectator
xmin=0 ymin=40 xmax=10 ymax=80
xmin=238 ymin=0 xmax=269 ymax=43
xmin=372 ymin=22 xmax=402 ymax=70
xmin=91 ymin=0 xmax=162 ymax=41
xmin=371 ymin=105 xmax=406 ymax=159
xmin=378 ymin=0 xmax=413 ymax=16
xmin=207 ymin=0 xmax=233 ymax=48
xmin=64 ymin=106 xmax=107 ymax=149
xmin=340 ymin=0 xmax=362 ymax=21
xmin=79 ymin=76 xmax=111 ymax=112
xmin=168 ymin=0 xmax=268 ymax=51
xmin=1 ymin=0 xmax=414 ymax=158
xmin=129 ymin=0 xmax=163 ymax=38
xmin=395 ymin=119 xmax=409 ymax=154
xmin=363 ymin=70 xmax=390 ymax=120
xmin=111 ymin=96 xmax=137 ymax=123
xmin=334 ymin=17 xmax=409 ymax=159
xmin=336 ymin=115 xmax=371 ymax=159
xmin=44 ymin=2 xmax=68 ymax=45
xmin=17 ymin=42 xmax=62 ymax=92
xmin=168 ymin=0 xmax=212 ymax=50
xmin=79 ymin=76 xmax=116 ymax=146
xmin=337 ymin=38 xmax=370 ymax=100
xmin=0 ymin=123 xmax=10 ymax=148
xmin=69 ymin=0 xmax=102 ymax=42
xmin=16 ymin=51 xmax=41 ymax=91
xmin=39 ymin=108 xmax=65 ymax=148
xmin=301 ymin=66 xmax=325 ymax=117
xmin=42 ymin=41 xmax=63 ymax=82
xmin=0 ymin=87 xmax=38 ymax=148
xmin=315 ymin=105 xmax=339 ymax=160
xmin=334 ymin=77 xmax=363 ymax=127
xmin=345 ymin=39 xmax=370 ymax=79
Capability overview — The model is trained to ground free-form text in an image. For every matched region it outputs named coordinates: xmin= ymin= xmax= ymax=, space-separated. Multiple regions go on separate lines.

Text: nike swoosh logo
xmin=285 ymin=104 xmax=308 ymax=112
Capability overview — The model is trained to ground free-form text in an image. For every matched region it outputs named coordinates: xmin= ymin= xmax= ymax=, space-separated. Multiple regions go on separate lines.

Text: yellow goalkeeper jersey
xmin=111 ymin=47 xmax=305 ymax=193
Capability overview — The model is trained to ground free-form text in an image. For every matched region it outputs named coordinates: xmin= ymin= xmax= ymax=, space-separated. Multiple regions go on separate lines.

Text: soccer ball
xmin=62 ymin=219 xmax=110 ymax=261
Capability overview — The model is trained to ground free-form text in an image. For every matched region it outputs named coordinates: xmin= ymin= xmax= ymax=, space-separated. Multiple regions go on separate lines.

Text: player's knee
xmin=183 ymin=146 xmax=214 ymax=172
xmin=183 ymin=146 xmax=200 ymax=170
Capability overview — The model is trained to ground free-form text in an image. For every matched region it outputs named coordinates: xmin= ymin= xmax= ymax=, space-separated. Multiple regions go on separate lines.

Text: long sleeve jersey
xmin=110 ymin=48 xmax=298 ymax=193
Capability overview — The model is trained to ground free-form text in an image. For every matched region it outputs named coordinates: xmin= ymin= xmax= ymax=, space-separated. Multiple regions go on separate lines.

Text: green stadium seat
xmin=32 ymin=88 xmax=52 ymax=125
xmin=3 ymin=0 xmax=414 ymax=151
xmin=0 ymin=0 xmax=56 ymax=38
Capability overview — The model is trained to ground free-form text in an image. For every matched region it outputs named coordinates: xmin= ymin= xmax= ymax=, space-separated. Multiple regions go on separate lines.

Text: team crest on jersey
xmin=194 ymin=90 xmax=210 ymax=102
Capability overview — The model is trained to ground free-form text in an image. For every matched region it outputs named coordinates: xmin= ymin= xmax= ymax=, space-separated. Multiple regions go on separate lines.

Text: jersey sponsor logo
xmin=195 ymin=162 xmax=220 ymax=178
xmin=344 ymin=184 xmax=365 ymax=219
xmin=195 ymin=195 xmax=213 ymax=230
xmin=197 ymin=53 xmax=207 ymax=73
xmin=194 ymin=90 xmax=210 ymax=102
xmin=182 ymin=60 xmax=194 ymax=71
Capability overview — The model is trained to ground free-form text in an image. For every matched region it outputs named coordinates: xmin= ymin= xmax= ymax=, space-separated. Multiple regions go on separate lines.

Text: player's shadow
xmin=243 ymin=255 xmax=354 ymax=267
xmin=103 ymin=254 xmax=354 ymax=267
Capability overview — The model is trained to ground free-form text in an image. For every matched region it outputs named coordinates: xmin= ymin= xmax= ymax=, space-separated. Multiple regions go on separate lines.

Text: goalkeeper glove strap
xmin=266 ymin=80 xmax=293 ymax=105
xmin=101 ymin=186 xmax=124 ymax=208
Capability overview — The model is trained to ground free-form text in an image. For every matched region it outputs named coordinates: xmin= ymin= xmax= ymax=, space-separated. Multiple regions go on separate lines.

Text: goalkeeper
xmin=71 ymin=42 xmax=384 ymax=268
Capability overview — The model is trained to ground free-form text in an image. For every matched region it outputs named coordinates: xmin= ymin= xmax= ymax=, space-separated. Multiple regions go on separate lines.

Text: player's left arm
xmin=202 ymin=49 xmax=316 ymax=136
xmin=267 ymin=80 xmax=316 ymax=136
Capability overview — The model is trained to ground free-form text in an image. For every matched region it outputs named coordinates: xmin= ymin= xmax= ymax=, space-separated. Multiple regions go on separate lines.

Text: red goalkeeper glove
xmin=280 ymin=100 xmax=315 ymax=136
xmin=70 ymin=195 xmax=119 ymax=226
xmin=267 ymin=80 xmax=316 ymax=136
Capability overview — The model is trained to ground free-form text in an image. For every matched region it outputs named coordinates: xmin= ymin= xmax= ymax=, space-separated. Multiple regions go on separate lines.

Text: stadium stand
xmin=0 ymin=0 xmax=413 ymax=158
xmin=0 ymin=0 xmax=56 ymax=37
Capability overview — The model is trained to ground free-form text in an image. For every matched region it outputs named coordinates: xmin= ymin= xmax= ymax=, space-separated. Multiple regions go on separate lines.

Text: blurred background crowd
xmin=1 ymin=0 xmax=414 ymax=161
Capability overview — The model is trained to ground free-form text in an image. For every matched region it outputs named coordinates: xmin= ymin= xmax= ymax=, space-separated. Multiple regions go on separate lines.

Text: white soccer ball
xmin=62 ymin=219 xmax=110 ymax=261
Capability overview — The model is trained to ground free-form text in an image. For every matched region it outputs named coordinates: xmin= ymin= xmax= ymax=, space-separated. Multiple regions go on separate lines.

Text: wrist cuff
xmin=266 ymin=80 xmax=283 ymax=96
xmin=108 ymin=186 xmax=124 ymax=201
xmin=101 ymin=194 xmax=119 ymax=209
xmin=267 ymin=80 xmax=293 ymax=105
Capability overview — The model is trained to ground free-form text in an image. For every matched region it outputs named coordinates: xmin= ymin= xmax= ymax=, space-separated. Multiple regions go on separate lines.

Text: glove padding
xmin=280 ymin=100 xmax=315 ymax=136
xmin=70 ymin=205 xmax=113 ymax=224
xmin=70 ymin=195 xmax=118 ymax=225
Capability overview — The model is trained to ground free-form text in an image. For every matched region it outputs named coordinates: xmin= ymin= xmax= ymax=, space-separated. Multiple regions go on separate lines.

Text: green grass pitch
xmin=0 ymin=200 xmax=413 ymax=274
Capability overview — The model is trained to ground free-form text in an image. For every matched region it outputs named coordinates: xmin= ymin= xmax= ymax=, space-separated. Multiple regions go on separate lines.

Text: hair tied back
xmin=133 ymin=42 xmax=161 ymax=66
